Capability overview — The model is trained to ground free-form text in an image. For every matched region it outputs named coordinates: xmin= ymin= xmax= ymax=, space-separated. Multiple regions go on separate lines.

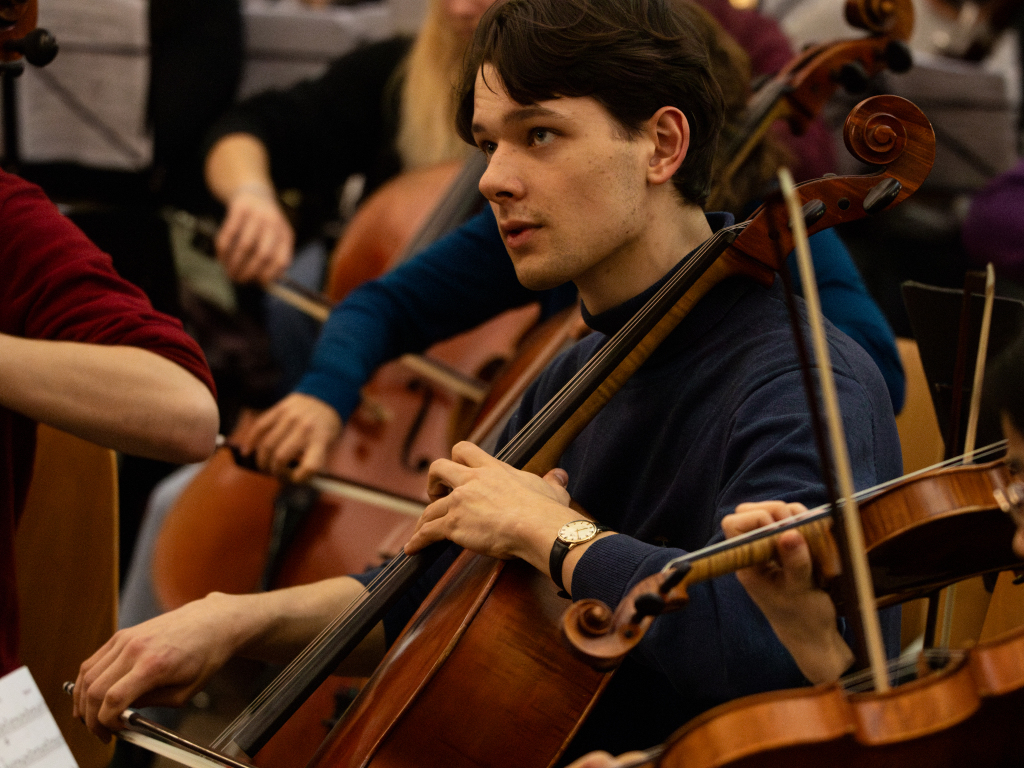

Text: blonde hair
xmin=394 ymin=0 xmax=475 ymax=169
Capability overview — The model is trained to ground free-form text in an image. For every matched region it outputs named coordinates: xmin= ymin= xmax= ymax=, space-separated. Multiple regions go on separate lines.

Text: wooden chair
xmin=893 ymin=338 xmax=1020 ymax=651
xmin=15 ymin=424 xmax=118 ymax=768
xmin=893 ymin=338 xmax=945 ymax=650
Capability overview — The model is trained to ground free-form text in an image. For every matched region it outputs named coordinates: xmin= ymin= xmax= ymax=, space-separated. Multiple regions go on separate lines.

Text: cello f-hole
xmin=402 ymin=379 xmax=436 ymax=473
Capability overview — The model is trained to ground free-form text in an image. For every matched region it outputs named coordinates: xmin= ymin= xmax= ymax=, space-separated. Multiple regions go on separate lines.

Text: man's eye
xmin=479 ymin=141 xmax=497 ymax=156
xmin=530 ymin=129 xmax=554 ymax=146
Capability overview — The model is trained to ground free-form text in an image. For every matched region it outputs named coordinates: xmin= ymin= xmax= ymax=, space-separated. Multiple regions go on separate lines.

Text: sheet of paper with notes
xmin=0 ymin=667 xmax=77 ymax=768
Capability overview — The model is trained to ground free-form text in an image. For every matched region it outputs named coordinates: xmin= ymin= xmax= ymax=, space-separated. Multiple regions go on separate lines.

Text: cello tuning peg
xmin=835 ymin=61 xmax=871 ymax=94
xmin=3 ymin=28 xmax=58 ymax=67
xmin=882 ymin=40 xmax=912 ymax=74
xmin=801 ymin=199 xmax=828 ymax=228
xmin=864 ymin=177 xmax=902 ymax=214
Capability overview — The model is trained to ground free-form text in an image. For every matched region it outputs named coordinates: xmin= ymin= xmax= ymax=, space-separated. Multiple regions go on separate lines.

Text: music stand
xmin=901 ymin=280 xmax=1024 ymax=456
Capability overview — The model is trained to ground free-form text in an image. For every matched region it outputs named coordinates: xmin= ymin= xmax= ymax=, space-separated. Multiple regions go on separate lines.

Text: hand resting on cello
xmin=406 ymin=442 xmax=607 ymax=588
xmin=233 ymin=392 xmax=342 ymax=482
xmin=73 ymin=574 xmax=385 ymax=742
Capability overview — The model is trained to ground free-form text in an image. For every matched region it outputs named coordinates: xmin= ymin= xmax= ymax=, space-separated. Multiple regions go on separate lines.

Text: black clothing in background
xmin=149 ymin=0 xmax=243 ymax=211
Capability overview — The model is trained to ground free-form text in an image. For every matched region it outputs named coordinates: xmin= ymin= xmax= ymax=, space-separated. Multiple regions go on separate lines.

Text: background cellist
xmin=74 ymin=0 xmax=900 ymax=762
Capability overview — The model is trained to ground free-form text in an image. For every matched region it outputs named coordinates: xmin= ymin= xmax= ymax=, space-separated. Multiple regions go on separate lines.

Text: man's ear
xmin=646 ymin=106 xmax=689 ymax=186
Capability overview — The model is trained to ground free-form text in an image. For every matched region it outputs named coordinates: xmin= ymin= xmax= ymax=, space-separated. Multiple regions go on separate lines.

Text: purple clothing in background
xmin=962 ymin=159 xmax=1024 ymax=282
xmin=699 ymin=0 xmax=837 ymax=181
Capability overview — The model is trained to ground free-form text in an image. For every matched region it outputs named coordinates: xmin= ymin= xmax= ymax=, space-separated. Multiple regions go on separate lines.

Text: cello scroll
xmin=730 ymin=94 xmax=935 ymax=269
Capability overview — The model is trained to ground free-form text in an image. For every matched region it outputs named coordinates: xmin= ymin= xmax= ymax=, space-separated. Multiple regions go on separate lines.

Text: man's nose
xmin=478 ymin=148 xmax=524 ymax=202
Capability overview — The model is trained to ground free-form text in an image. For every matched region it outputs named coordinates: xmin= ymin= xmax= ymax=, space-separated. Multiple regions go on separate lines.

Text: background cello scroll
xmin=708 ymin=0 xmax=914 ymax=212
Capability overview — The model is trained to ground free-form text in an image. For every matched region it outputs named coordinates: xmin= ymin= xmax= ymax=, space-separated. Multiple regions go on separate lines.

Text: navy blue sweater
xmin=357 ymin=222 xmax=903 ymax=759
xmin=496 ymin=258 xmax=902 ymax=759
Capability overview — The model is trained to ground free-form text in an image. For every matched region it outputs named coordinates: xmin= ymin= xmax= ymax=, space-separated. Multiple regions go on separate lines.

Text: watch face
xmin=559 ymin=520 xmax=598 ymax=544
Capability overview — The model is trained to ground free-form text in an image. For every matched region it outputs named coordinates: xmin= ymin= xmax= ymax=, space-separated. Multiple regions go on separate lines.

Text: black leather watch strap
xmin=549 ymin=538 xmax=572 ymax=594
xmin=549 ymin=523 xmax=608 ymax=596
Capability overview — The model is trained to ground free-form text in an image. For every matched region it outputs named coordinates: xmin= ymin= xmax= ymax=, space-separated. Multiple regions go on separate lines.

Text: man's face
xmin=471 ymin=65 xmax=653 ymax=312
xmin=1002 ymin=413 xmax=1024 ymax=559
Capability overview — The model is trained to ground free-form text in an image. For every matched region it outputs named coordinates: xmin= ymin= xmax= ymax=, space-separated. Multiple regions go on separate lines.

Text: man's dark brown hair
xmin=455 ymin=0 xmax=726 ymax=206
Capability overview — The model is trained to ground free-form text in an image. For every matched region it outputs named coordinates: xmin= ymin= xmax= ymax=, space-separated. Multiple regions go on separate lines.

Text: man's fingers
xmin=291 ymin=440 xmax=326 ymax=483
xmin=214 ymin=208 xmax=245 ymax=262
xmin=405 ymin=496 xmax=452 ymax=553
xmin=543 ymin=467 xmax=568 ymax=489
xmin=239 ymin=408 xmax=280 ymax=456
xmin=722 ymin=508 xmax=775 ymax=538
xmin=426 ymin=458 xmax=472 ymax=500
xmin=255 ymin=412 xmax=300 ymax=472
xmin=449 ymin=440 xmax=494 ymax=468
xmin=734 ymin=500 xmax=789 ymax=516
xmin=776 ymin=530 xmax=813 ymax=586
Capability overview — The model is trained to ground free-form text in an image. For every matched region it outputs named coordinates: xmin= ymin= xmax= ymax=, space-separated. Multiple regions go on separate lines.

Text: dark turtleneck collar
xmin=580 ymin=211 xmax=736 ymax=337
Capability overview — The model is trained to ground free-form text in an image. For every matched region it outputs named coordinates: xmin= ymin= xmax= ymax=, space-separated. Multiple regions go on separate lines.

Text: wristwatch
xmin=549 ymin=519 xmax=608 ymax=595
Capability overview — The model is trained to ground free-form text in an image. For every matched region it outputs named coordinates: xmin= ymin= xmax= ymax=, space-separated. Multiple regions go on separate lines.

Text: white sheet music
xmin=0 ymin=668 xmax=77 ymax=768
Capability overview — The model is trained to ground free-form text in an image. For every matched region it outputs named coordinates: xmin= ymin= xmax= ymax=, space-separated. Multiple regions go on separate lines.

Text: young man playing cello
xmin=74 ymin=0 xmax=900 ymax=759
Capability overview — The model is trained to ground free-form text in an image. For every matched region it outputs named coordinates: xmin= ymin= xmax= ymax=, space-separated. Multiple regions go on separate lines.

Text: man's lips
xmin=500 ymin=220 xmax=540 ymax=248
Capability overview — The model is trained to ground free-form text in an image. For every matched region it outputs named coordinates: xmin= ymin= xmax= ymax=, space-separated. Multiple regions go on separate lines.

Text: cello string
xmin=212 ymin=551 xmax=417 ymax=747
